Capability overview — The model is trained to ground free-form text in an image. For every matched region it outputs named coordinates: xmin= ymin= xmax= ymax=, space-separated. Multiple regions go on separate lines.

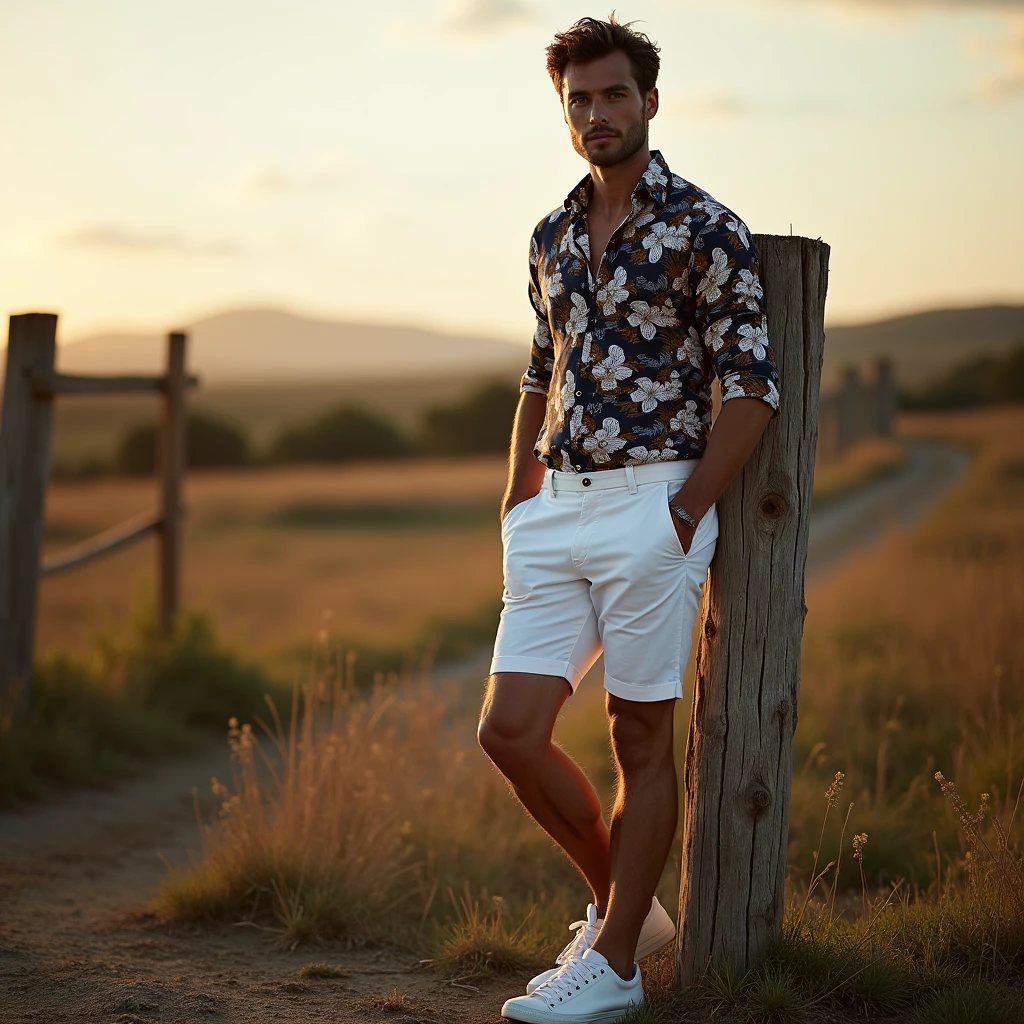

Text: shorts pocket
xmin=500 ymin=490 xmax=540 ymax=534
xmin=661 ymin=482 xmax=689 ymax=559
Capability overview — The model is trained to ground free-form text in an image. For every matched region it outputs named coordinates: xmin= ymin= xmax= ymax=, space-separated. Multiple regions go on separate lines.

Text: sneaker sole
xmin=501 ymin=999 xmax=640 ymax=1023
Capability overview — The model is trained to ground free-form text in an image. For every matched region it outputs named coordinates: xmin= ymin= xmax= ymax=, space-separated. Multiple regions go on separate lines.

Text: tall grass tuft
xmin=155 ymin=646 xmax=583 ymax=956
xmin=0 ymin=601 xmax=280 ymax=806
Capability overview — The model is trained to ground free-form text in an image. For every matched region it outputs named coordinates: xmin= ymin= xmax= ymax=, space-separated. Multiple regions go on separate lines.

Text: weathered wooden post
xmin=158 ymin=332 xmax=187 ymax=636
xmin=0 ymin=313 xmax=58 ymax=709
xmin=836 ymin=365 xmax=859 ymax=454
xmin=676 ymin=235 xmax=829 ymax=985
xmin=874 ymin=357 xmax=895 ymax=438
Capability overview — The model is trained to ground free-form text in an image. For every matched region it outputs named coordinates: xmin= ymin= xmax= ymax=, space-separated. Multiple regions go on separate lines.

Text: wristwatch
xmin=669 ymin=503 xmax=698 ymax=528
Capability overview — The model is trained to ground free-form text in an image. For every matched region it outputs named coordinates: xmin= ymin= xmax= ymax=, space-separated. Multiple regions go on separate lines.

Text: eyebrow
xmin=566 ymin=83 xmax=634 ymax=101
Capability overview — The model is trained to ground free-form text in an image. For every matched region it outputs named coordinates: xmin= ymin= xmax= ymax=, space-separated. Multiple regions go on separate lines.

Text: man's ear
xmin=646 ymin=86 xmax=659 ymax=120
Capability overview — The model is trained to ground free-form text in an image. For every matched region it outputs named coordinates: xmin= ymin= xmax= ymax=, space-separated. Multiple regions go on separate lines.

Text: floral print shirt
xmin=521 ymin=149 xmax=780 ymax=472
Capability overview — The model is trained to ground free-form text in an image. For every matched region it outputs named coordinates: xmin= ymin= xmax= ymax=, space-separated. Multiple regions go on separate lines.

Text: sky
xmin=1 ymin=0 xmax=1022 ymax=348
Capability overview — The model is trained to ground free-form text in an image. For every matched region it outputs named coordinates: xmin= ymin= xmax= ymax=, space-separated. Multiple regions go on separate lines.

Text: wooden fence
xmin=0 ymin=312 xmax=197 ymax=709
xmin=816 ymin=358 xmax=895 ymax=462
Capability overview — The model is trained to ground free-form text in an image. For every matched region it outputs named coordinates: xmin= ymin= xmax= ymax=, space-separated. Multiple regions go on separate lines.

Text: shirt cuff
xmin=520 ymin=383 xmax=549 ymax=396
xmin=720 ymin=371 xmax=780 ymax=418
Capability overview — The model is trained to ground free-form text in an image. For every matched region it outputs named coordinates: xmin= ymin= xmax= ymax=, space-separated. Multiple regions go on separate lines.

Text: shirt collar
xmin=563 ymin=149 xmax=672 ymax=215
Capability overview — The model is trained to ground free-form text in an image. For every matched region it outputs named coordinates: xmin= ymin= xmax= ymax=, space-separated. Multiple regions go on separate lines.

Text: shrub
xmin=116 ymin=411 xmax=250 ymax=474
xmin=420 ymin=382 xmax=519 ymax=455
xmin=0 ymin=602 xmax=283 ymax=806
xmin=268 ymin=405 xmax=410 ymax=464
xmin=900 ymin=342 xmax=1024 ymax=410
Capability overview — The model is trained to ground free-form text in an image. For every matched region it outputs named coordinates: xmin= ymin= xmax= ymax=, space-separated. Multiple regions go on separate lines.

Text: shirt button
xmin=582 ymin=477 xmax=592 ymax=487
xmin=575 ymin=390 xmax=582 ymax=397
xmin=574 ymin=465 xmax=582 ymax=471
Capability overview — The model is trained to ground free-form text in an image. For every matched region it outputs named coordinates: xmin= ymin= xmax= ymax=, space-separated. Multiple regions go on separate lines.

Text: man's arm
xmin=501 ymin=391 xmax=548 ymax=521
xmin=500 ymin=225 xmax=555 ymax=522
xmin=667 ymin=396 xmax=773 ymax=550
xmin=668 ymin=217 xmax=781 ymax=551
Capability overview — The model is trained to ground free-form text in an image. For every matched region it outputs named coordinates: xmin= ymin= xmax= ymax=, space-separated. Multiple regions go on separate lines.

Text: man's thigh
xmin=490 ymin=486 xmax=603 ymax=693
xmin=587 ymin=481 xmax=719 ymax=703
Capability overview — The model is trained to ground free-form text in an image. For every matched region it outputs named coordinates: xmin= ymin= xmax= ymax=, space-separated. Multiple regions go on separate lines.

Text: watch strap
xmin=669 ymin=503 xmax=698 ymax=528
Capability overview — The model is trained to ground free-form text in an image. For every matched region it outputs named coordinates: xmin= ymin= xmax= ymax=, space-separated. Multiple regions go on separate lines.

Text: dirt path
xmin=0 ymin=438 xmax=971 ymax=1023
xmin=0 ymin=735 xmax=520 ymax=1023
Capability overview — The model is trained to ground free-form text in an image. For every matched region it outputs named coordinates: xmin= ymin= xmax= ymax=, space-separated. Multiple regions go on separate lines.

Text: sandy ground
xmin=0 ymin=439 xmax=971 ymax=1024
xmin=0 ymin=735 xmax=521 ymax=1023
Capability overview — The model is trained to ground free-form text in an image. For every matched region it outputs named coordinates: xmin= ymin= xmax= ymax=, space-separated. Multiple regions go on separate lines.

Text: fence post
xmin=0 ymin=313 xmax=58 ymax=709
xmin=874 ymin=357 xmax=895 ymax=437
xmin=158 ymin=332 xmax=187 ymax=637
xmin=675 ymin=235 xmax=829 ymax=986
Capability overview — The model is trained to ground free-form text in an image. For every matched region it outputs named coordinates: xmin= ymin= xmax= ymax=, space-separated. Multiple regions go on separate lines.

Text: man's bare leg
xmin=478 ymin=672 xmax=612 ymax=913
xmin=589 ymin=693 xmax=678 ymax=980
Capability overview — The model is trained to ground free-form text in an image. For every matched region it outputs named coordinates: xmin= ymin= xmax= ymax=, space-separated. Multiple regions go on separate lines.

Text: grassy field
xmin=38 ymin=435 xmax=907 ymax=685
xmin=149 ymin=405 xmax=1024 ymax=1021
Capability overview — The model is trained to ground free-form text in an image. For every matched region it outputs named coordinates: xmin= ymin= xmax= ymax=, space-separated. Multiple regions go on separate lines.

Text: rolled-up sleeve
xmin=520 ymin=228 xmax=554 ymax=397
xmin=690 ymin=217 xmax=780 ymax=417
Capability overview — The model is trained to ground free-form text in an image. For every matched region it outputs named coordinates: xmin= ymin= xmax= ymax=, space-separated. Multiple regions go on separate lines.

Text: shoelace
xmin=554 ymin=917 xmax=600 ymax=964
xmin=534 ymin=954 xmax=609 ymax=1006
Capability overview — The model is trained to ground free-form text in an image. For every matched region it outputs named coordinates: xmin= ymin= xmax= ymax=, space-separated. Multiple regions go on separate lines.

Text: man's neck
xmin=587 ymin=146 xmax=652 ymax=220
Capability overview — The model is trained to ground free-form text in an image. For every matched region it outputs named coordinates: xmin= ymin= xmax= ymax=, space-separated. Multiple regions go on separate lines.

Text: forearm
xmin=502 ymin=391 xmax=548 ymax=513
xmin=670 ymin=397 xmax=775 ymax=522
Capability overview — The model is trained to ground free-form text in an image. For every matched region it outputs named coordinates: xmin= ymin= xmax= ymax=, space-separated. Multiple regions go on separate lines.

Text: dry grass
xmin=153 ymin=647 xmax=586 ymax=955
xmin=792 ymin=406 xmax=1024 ymax=891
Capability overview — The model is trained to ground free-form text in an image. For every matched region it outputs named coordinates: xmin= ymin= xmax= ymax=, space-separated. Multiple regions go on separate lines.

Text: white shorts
xmin=489 ymin=459 xmax=718 ymax=703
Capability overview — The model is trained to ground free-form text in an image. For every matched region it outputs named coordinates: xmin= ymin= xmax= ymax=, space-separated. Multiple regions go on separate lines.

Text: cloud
xmin=439 ymin=0 xmax=536 ymax=36
xmin=245 ymin=161 xmax=351 ymax=197
xmin=969 ymin=16 xmax=1024 ymax=98
xmin=786 ymin=0 xmax=1024 ymax=102
xmin=59 ymin=224 xmax=240 ymax=256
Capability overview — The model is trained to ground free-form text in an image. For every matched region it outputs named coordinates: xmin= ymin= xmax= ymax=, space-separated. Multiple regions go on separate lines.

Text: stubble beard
xmin=570 ymin=112 xmax=648 ymax=168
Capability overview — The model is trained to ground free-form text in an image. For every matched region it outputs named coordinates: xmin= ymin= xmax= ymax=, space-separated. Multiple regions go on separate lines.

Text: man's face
xmin=561 ymin=49 xmax=657 ymax=167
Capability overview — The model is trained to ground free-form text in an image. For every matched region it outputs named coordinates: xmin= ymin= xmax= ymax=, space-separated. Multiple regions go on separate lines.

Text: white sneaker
xmin=502 ymin=947 xmax=642 ymax=1023
xmin=526 ymin=896 xmax=674 ymax=995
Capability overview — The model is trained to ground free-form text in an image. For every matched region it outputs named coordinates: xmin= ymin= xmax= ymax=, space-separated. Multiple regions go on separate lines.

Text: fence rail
xmin=0 ymin=313 xmax=196 ymax=708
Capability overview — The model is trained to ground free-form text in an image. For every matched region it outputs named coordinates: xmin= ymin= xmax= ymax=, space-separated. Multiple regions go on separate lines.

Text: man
xmin=478 ymin=14 xmax=780 ymax=1023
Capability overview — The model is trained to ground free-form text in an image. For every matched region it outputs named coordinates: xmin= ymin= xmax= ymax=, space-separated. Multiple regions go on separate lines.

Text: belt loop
xmin=549 ymin=469 xmax=558 ymax=496
xmin=624 ymin=465 xmax=638 ymax=494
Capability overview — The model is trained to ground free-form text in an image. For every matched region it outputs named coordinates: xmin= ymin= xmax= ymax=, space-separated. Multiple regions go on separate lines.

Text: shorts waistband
xmin=542 ymin=459 xmax=699 ymax=494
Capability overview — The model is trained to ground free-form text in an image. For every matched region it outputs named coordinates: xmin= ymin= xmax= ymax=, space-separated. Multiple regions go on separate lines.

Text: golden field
xmin=38 ymin=435 xmax=906 ymax=680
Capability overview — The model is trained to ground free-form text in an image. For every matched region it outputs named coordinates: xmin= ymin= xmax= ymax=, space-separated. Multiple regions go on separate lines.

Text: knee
xmin=477 ymin=710 xmax=547 ymax=770
xmin=608 ymin=697 xmax=674 ymax=772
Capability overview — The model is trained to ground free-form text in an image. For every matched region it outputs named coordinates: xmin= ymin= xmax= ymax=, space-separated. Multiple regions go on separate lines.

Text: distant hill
xmin=5 ymin=303 xmax=1024 ymax=393
xmin=820 ymin=304 xmax=1024 ymax=391
xmin=48 ymin=308 xmax=529 ymax=385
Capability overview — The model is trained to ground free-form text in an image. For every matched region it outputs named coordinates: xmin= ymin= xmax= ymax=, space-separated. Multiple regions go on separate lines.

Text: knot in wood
xmin=703 ymin=618 xmax=717 ymax=639
xmin=759 ymin=493 xmax=787 ymax=520
xmin=745 ymin=782 xmax=772 ymax=817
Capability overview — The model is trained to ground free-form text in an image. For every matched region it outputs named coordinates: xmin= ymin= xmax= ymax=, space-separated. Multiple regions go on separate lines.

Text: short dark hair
xmin=545 ymin=12 xmax=661 ymax=98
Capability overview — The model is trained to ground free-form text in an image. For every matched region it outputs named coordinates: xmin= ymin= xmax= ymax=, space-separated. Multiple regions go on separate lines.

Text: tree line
xmin=115 ymin=381 xmax=520 ymax=474
xmin=899 ymin=341 xmax=1024 ymax=410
